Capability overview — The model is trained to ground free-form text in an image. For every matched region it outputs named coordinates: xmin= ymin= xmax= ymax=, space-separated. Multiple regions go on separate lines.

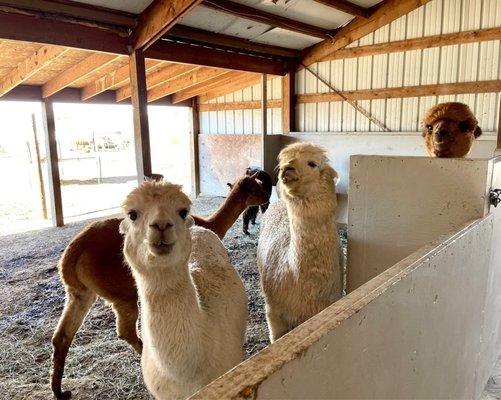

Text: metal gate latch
xmin=489 ymin=189 xmax=501 ymax=207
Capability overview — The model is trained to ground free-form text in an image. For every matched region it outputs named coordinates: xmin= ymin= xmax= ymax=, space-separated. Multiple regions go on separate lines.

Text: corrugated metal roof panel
xmin=252 ymin=28 xmax=321 ymax=50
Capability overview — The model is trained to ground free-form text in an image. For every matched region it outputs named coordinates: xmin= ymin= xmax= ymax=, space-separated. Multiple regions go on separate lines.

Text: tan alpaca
xmin=120 ymin=181 xmax=247 ymax=400
xmin=257 ymin=143 xmax=342 ymax=342
xmin=50 ymin=173 xmax=266 ymax=400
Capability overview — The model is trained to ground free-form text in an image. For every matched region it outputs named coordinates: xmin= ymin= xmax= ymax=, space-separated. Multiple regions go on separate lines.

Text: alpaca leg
xmin=242 ymin=208 xmax=252 ymax=235
xmin=112 ymin=301 xmax=142 ymax=353
xmin=51 ymin=288 xmax=97 ymax=400
xmin=260 ymin=202 xmax=269 ymax=214
xmin=265 ymin=306 xmax=289 ymax=343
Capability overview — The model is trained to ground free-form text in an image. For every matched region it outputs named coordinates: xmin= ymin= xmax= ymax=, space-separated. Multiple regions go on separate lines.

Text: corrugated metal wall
xmin=200 ymin=77 xmax=282 ymax=135
xmin=199 ymin=0 xmax=501 ymax=135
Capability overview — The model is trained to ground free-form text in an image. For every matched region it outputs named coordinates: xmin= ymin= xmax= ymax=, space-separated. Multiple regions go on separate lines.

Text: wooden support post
xmin=190 ymin=99 xmax=200 ymax=197
xmin=129 ymin=49 xmax=152 ymax=182
xmin=41 ymin=99 xmax=63 ymax=227
xmin=261 ymin=73 xmax=268 ymax=170
xmin=282 ymin=71 xmax=296 ymax=134
xmin=31 ymin=113 xmax=47 ymax=219
xmin=497 ymin=97 xmax=501 ymax=153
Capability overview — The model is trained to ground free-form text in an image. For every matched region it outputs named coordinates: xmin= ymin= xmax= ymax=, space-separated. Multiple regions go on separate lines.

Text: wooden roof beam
xmin=301 ymin=0 xmax=431 ymax=67
xmin=0 ymin=10 xmax=128 ymax=54
xmin=145 ymin=40 xmax=287 ymax=75
xmin=322 ymin=26 xmax=501 ymax=61
xmin=147 ymin=67 xmax=229 ymax=102
xmin=116 ymin=63 xmax=198 ymax=102
xmin=43 ymin=53 xmax=119 ymax=98
xmin=130 ymin=0 xmax=203 ymax=51
xmin=167 ymin=25 xmax=299 ymax=59
xmin=311 ymin=0 xmax=371 ymax=19
xmin=81 ymin=59 xmax=163 ymax=100
xmin=202 ymin=0 xmax=330 ymax=39
xmin=0 ymin=45 xmax=69 ymax=97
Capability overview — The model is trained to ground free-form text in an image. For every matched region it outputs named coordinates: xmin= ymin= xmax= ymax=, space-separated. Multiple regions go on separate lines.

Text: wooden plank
xmin=323 ymin=26 xmax=501 ymax=62
xmin=171 ymin=71 xmax=236 ymax=103
xmin=147 ymin=67 xmax=228 ymax=102
xmin=167 ymin=25 xmax=299 ymax=58
xmin=190 ymin=99 xmax=200 ymax=197
xmin=0 ymin=45 xmax=69 ymax=97
xmin=198 ymin=100 xmax=282 ymax=111
xmin=130 ymin=0 xmax=203 ymax=50
xmin=41 ymin=99 xmax=63 ymax=227
xmin=296 ymin=80 xmax=501 ymax=103
xmin=301 ymin=0 xmax=431 ymax=67
xmin=202 ymin=0 xmax=330 ymax=39
xmin=281 ymin=71 xmax=296 ymax=133
xmin=145 ymin=40 xmax=287 ymax=75
xmin=31 ymin=113 xmax=47 ymax=219
xmin=42 ymin=52 xmax=119 ymax=98
xmin=81 ymin=59 xmax=162 ymax=100
xmin=311 ymin=0 xmax=370 ymax=18
xmin=116 ymin=63 xmax=198 ymax=102
xmin=129 ymin=50 xmax=152 ymax=182
xmin=0 ymin=10 xmax=128 ymax=54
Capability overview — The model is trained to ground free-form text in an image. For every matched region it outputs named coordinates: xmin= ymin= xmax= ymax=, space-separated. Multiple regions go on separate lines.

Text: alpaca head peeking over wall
xmin=421 ymin=102 xmax=482 ymax=158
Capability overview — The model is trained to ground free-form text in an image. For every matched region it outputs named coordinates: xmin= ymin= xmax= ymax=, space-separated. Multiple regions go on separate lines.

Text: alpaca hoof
xmin=55 ymin=390 xmax=72 ymax=400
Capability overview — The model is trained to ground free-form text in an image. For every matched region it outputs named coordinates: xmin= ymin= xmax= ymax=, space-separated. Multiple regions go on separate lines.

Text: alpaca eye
xmin=308 ymin=161 xmax=318 ymax=168
xmin=128 ymin=210 xmax=138 ymax=221
xmin=426 ymin=124 xmax=433 ymax=131
xmin=458 ymin=120 xmax=469 ymax=132
xmin=179 ymin=209 xmax=188 ymax=219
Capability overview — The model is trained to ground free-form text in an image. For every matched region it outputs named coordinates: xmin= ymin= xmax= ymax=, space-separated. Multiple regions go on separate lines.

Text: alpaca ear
xmin=474 ymin=125 xmax=482 ymax=138
xmin=249 ymin=172 xmax=259 ymax=180
xmin=227 ymin=182 xmax=233 ymax=189
xmin=119 ymin=218 xmax=129 ymax=235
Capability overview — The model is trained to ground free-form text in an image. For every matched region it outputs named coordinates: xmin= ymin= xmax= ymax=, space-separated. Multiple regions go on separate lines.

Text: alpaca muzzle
xmin=280 ymin=166 xmax=299 ymax=184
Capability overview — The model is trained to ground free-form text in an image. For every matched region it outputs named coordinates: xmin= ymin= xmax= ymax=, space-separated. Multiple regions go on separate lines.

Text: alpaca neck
xmin=207 ymin=188 xmax=247 ymax=238
xmin=135 ymin=266 xmax=204 ymax=368
xmin=285 ymin=189 xmax=338 ymax=271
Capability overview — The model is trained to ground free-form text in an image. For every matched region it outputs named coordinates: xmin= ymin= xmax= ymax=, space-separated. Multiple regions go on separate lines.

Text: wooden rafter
xmin=0 ymin=10 xmax=128 ymax=54
xmin=145 ymin=40 xmax=287 ymax=75
xmin=116 ymin=63 xmax=198 ymax=102
xmin=167 ymin=25 xmax=298 ymax=58
xmin=148 ymin=67 xmax=229 ymax=102
xmin=0 ymin=45 xmax=69 ymax=97
xmin=301 ymin=0 xmax=431 ymax=67
xmin=323 ymin=26 xmax=501 ymax=61
xmin=131 ymin=0 xmax=203 ymax=50
xmin=202 ymin=0 xmax=330 ymax=39
xmin=43 ymin=52 xmax=119 ymax=98
xmin=311 ymin=0 xmax=370 ymax=18
xmin=81 ymin=59 xmax=163 ymax=100
xmin=296 ymin=80 xmax=501 ymax=103
xmin=171 ymin=71 xmax=241 ymax=103
xmin=198 ymin=73 xmax=275 ymax=103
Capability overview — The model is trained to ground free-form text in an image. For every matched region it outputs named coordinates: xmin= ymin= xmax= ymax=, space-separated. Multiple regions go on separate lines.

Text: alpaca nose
xmin=150 ymin=221 xmax=173 ymax=232
xmin=282 ymin=165 xmax=295 ymax=174
xmin=437 ymin=129 xmax=448 ymax=137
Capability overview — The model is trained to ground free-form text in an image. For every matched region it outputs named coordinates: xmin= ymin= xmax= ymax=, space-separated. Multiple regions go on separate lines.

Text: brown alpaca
xmin=51 ymin=173 xmax=268 ymax=400
xmin=421 ymin=102 xmax=482 ymax=158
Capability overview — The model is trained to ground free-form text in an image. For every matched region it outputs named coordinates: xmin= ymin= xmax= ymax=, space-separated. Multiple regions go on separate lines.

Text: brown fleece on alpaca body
xmin=421 ymin=102 xmax=482 ymax=158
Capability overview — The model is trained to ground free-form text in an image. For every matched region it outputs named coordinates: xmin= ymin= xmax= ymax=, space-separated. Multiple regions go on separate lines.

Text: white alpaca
xmin=257 ymin=142 xmax=342 ymax=342
xmin=120 ymin=181 xmax=248 ymax=400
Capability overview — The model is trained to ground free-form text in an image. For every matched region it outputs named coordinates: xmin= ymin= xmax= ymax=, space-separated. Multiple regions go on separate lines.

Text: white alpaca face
xmin=120 ymin=182 xmax=193 ymax=272
xmin=278 ymin=144 xmax=333 ymax=198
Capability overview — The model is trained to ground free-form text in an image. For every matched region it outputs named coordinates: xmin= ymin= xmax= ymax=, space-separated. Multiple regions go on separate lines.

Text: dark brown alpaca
xmin=51 ymin=174 xmax=269 ymax=400
xmin=237 ymin=167 xmax=272 ymax=235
